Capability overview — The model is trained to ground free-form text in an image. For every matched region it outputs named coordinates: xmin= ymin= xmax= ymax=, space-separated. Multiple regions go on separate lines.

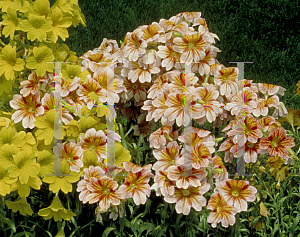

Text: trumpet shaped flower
xmin=259 ymin=127 xmax=295 ymax=159
xmin=38 ymin=193 xmax=76 ymax=222
xmin=207 ymin=192 xmax=237 ymax=228
xmin=215 ymin=179 xmax=257 ymax=213
xmin=86 ymin=176 xmax=123 ymax=210
xmin=164 ymin=182 xmax=210 ymax=215
xmin=0 ymin=45 xmax=25 ymax=80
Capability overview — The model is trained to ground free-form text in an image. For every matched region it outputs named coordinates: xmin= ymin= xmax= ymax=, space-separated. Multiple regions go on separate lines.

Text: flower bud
xmin=214 ymin=168 xmax=223 ymax=174
xmin=172 ymin=31 xmax=184 ymax=38
xmin=214 ymin=137 xmax=224 ymax=143
xmin=276 ymin=179 xmax=280 ymax=189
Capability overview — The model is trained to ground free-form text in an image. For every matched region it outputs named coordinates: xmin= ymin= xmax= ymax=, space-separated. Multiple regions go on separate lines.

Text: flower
xmin=227 ymin=114 xmax=263 ymax=146
xmin=165 ymin=93 xmax=198 ymax=127
xmin=188 ymin=143 xmax=211 ymax=169
xmin=38 ymin=193 xmax=76 ymax=222
xmin=125 ymin=58 xmax=160 ymax=84
xmin=180 ymin=12 xmax=202 ymax=23
xmin=42 ymin=160 xmax=81 ymax=194
xmin=133 ymin=113 xmax=155 ymax=136
xmin=2 ymin=7 xmax=22 ymax=40
xmin=193 ymin=84 xmax=223 ymax=123
xmin=25 ymin=46 xmax=54 ymax=77
xmin=259 ymin=127 xmax=295 ymax=159
xmin=167 ymin=164 xmax=206 ymax=189
xmin=207 ymin=192 xmax=237 ymax=228
xmin=123 ymin=31 xmax=147 ymax=62
xmin=153 ymin=170 xmax=176 ymax=196
xmin=9 ymin=92 xmax=45 ymax=129
xmin=92 ymin=68 xmax=125 ymax=105
xmin=8 ymin=151 xmax=40 ymax=185
xmin=157 ymin=45 xmax=182 ymax=71
xmin=173 ymin=32 xmax=207 ymax=62
xmin=34 ymin=109 xmax=66 ymax=146
xmin=150 ymin=82 xmax=175 ymax=119
xmin=121 ymin=77 xmax=148 ymax=102
xmin=19 ymin=14 xmax=53 ymax=42
xmin=5 ymin=196 xmax=34 ymax=216
xmin=0 ymin=143 xmax=21 ymax=170
xmin=215 ymin=179 xmax=257 ymax=213
xmin=152 ymin=141 xmax=180 ymax=172
xmin=48 ymin=7 xmax=72 ymax=43
xmin=62 ymin=64 xmax=90 ymax=84
xmin=77 ymin=166 xmax=106 ymax=204
xmin=166 ymin=70 xmax=198 ymax=94
xmin=212 ymin=155 xmax=228 ymax=182
xmin=149 ymin=125 xmax=173 ymax=149
xmin=118 ymin=169 xmax=153 ymax=205
xmin=36 ymin=150 xmax=54 ymax=177
xmin=53 ymin=140 xmax=84 ymax=173
xmin=214 ymin=67 xmax=238 ymax=97
xmin=164 ymin=182 xmax=210 ymax=215
xmin=76 ymin=75 xmax=104 ymax=110
xmin=147 ymin=73 xmax=168 ymax=99
xmin=0 ymin=164 xmax=16 ymax=196
xmin=258 ymin=83 xmax=286 ymax=96
xmin=243 ymin=140 xmax=261 ymax=163
xmin=78 ymin=128 xmax=107 ymax=161
xmin=139 ymin=22 xmax=164 ymax=43
xmin=42 ymin=91 xmax=73 ymax=125
xmin=86 ymin=176 xmax=123 ymax=210
xmin=20 ymin=71 xmax=48 ymax=97
xmin=0 ymin=45 xmax=25 ymax=80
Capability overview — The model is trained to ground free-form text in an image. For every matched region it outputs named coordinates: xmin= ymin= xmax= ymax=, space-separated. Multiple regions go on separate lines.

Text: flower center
xmin=70 ymin=75 xmax=75 ymax=79
xmin=188 ymin=43 xmax=195 ymax=49
xmin=132 ymin=84 xmax=139 ymax=90
xmin=216 ymin=207 xmax=221 ymax=212
xmin=247 ymin=142 xmax=255 ymax=148
xmin=182 ymin=190 xmax=190 ymax=196
xmin=271 ymin=140 xmax=279 ymax=148
xmin=232 ymin=190 xmax=239 ymax=197
xmin=10 ymin=60 xmax=16 ymax=66
xmin=28 ymin=107 xmax=35 ymax=113
xmin=103 ymin=188 xmax=110 ymax=195
xmin=130 ymin=183 xmax=136 ymax=189
xmin=171 ymin=51 xmax=178 ymax=57
xmin=89 ymin=144 xmax=96 ymax=150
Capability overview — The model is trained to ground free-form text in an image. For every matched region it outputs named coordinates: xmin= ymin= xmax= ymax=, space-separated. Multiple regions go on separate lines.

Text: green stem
xmin=118 ymin=123 xmax=128 ymax=150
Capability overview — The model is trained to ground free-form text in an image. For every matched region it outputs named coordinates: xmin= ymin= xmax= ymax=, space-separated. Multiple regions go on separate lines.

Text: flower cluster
xmin=0 ymin=3 xmax=298 ymax=231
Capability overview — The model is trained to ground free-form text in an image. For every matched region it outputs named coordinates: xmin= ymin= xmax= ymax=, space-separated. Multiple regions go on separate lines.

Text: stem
xmin=118 ymin=123 xmax=128 ymax=150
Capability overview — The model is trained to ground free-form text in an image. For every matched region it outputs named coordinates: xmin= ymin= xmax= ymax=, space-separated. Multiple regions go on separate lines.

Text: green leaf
xmin=0 ymin=214 xmax=16 ymax=233
xmin=138 ymin=223 xmax=156 ymax=235
xmin=250 ymin=216 xmax=261 ymax=230
xmin=102 ymin=227 xmax=116 ymax=237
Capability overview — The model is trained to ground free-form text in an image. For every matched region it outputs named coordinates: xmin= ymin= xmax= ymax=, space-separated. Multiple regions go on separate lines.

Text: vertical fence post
xmin=45 ymin=61 xmax=70 ymax=177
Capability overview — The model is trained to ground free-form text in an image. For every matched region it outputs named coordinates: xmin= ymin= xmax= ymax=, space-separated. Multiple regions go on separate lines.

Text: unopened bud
xmin=214 ymin=137 xmax=224 ymax=143
xmin=163 ymin=132 xmax=173 ymax=141
xmin=196 ymin=99 xmax=206 ymax=105
xmin=214 ymin=168 xmax=223 ymax=174
xmin=172 ymin=31 xmax=184 ymax=38
xmin=276 ymin=179 xmax=280 ymax=189
xmin=61 ymin=101 xmax=76 ymax=114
